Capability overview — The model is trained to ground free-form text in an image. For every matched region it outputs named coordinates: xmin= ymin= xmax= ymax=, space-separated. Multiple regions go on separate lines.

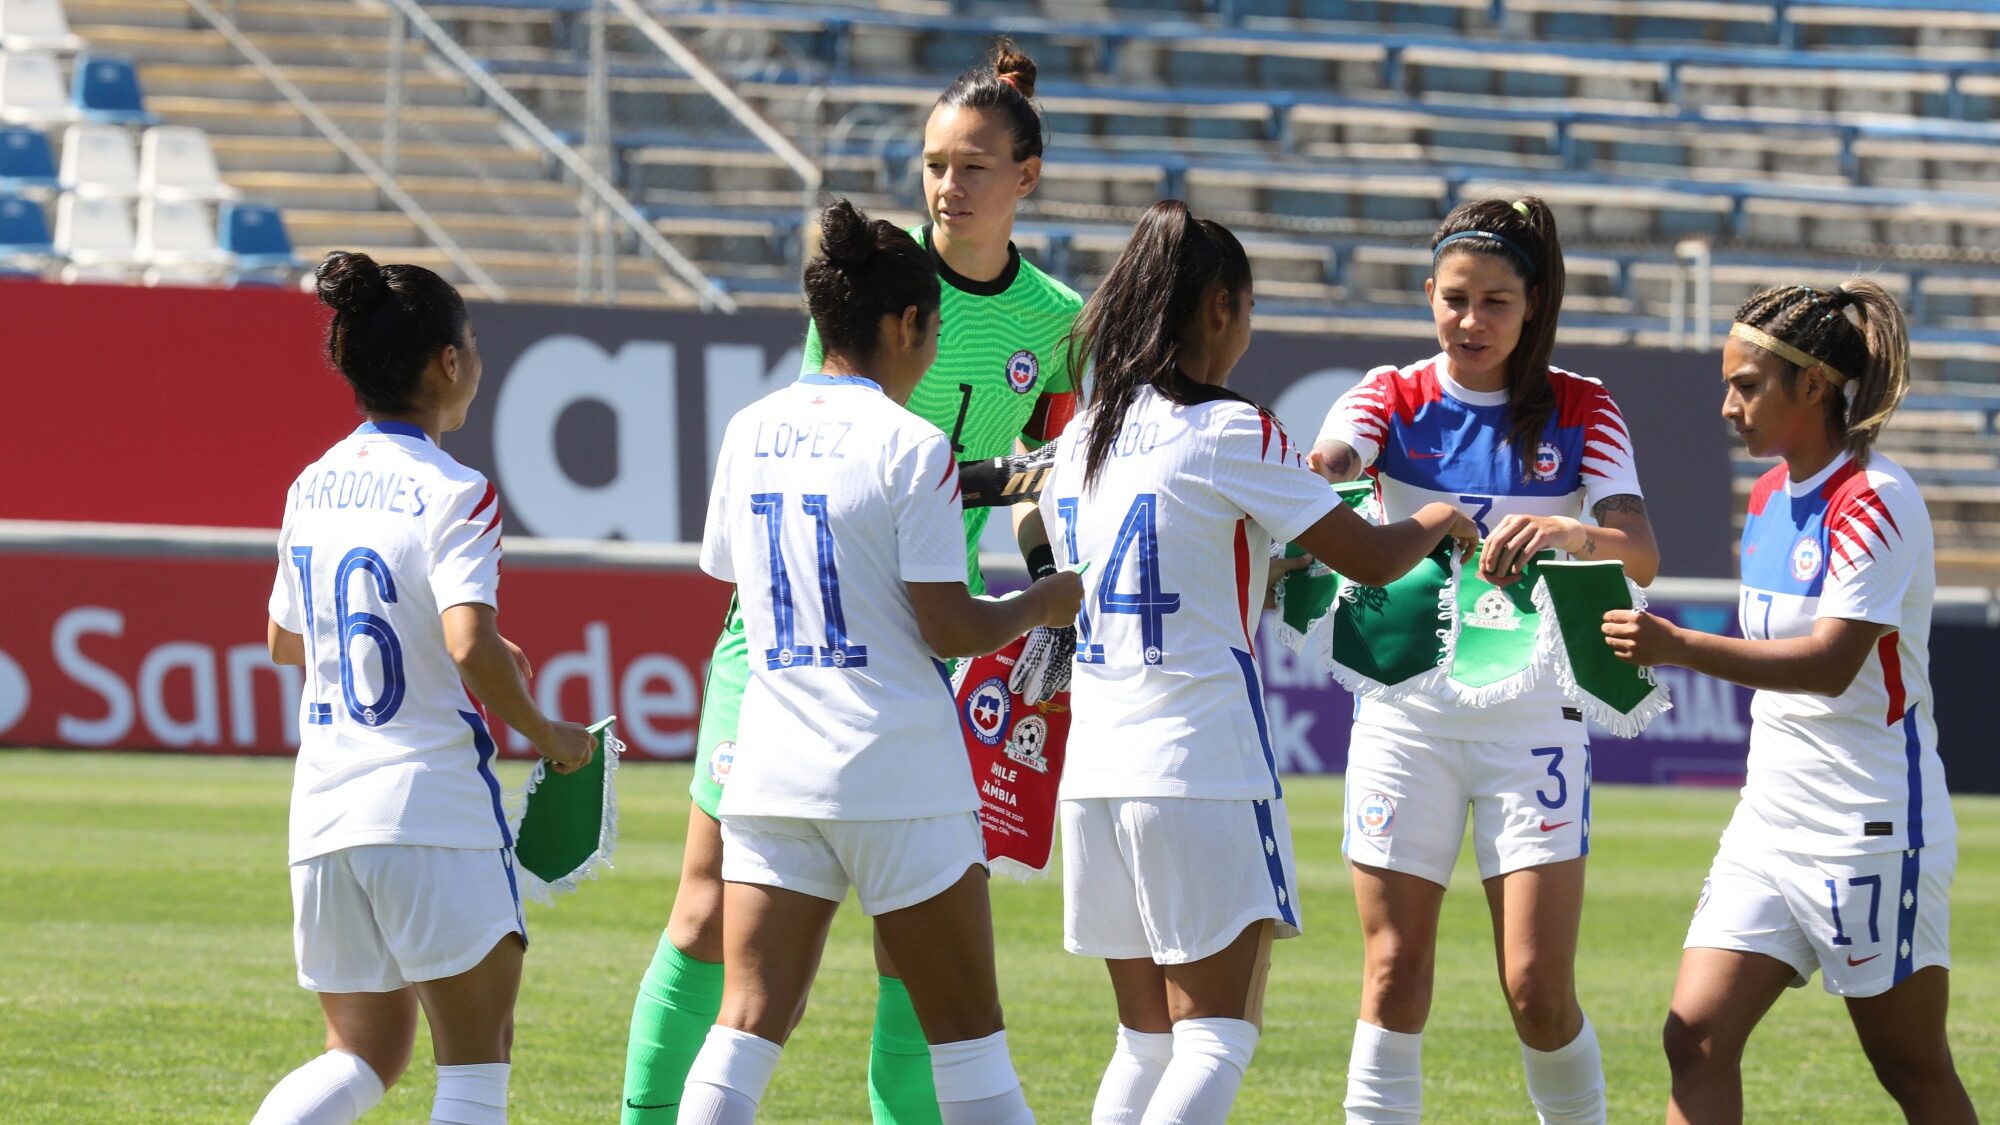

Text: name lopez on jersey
xmin=750 ymin=418 xmax=854 ymax=460
xmin=291 ymin=469 xmax=429 ymax=517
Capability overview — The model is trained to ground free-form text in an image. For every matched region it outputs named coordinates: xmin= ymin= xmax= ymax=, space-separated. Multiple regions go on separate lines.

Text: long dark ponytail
xmin=1070 ymin=199 xmax=1253 ymax=488
xmin=1731 ymin=279 xmax=1909 ymax=463
xmin=1429 ymin=196 xmax=1565 ymax=477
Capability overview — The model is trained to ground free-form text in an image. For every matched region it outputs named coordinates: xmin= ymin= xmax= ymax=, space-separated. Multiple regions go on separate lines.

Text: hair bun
xmin=316 ymin=251 xmax=388 ymax=315
xmin=991 ymin=37 xmax=1037 ymax=100
xmin=816 ymin=198 xmax=875 ymax=267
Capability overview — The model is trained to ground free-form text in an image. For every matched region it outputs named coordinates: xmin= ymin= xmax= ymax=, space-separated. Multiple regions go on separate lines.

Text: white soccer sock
xmin=1138 ymin=1017 xmax=1259 ymax=1125
xmin=678 ymin=1026 xmax=783 ymax=1125
xmin=1092 ymin=1025 xmax=1174 ymax=1124
xmin=431 ymin=1062 xmax=508 ymax=1125
xmin=1521 ymin=1016 xmax=1606 ymax=1125
xmin=1344 ymin=1020 xmax=1422 ymax=1124
xmin=250 ymin=1049 xmax=385 ymax=1125
xmin=931 ymin=1030 xmax=1034 ymax=1125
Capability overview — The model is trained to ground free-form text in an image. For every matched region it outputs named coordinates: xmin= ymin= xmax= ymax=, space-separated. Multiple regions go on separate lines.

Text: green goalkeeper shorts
xmin=688 ymin=599 xmax=748 ymax=821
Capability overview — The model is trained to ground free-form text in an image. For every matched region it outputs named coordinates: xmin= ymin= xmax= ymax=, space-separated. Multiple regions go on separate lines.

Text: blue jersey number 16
xmin=750 ymin=492 xmax=868 ymax=671
xmin=289 ymin=545 xmax=407 ymax=727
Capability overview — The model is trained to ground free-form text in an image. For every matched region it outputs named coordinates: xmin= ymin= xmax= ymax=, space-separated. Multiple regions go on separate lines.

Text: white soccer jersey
xmin=1728 ymin=452 xmax=1954 ymax=855
xmin=268 ymin=421 xmax=510 ymax=865
xmin=700 ymin=374 xmax=976 ymax=821
xmin=1318 ymin=355 xmax=1644 ymax=742
xmin=1041 ymin=383 xmax=1337 ymax=802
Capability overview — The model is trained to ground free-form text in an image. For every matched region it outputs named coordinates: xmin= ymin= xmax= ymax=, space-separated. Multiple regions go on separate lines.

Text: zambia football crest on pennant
xmin=1005 ymin=349 xmax=1039 ymax=394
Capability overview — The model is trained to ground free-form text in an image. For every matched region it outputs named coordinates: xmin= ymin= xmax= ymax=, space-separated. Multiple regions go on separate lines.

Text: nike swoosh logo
xmin=1846 ymin=954 xmax=1881 ymax=967
xmin=1408 ymin=451 xmax=1446 ymax=459
xmin=1539 ymin=821 xmax=1572 ymax=832
xmin=627 ymin=1099 xmax=676 ymax=1110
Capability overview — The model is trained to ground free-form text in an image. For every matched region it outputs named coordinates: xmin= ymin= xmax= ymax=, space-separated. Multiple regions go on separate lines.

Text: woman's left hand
xmin=1601 ymin=609 xmax=1682 ymax=667
xmin=1479 ymin=514 xmax=1586 ymax=586
xmin=1265 ymin=552 xmax=1313 ymax=609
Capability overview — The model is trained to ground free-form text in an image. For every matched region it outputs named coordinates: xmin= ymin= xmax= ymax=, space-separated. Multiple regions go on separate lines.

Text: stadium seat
xmin=57 ymin=121 xmax=137 ymax=197
xmin=0 ymin=190 xmax=56 ymax=271
xmin=53 ymin=190 xmax=135 ymax=279
xmin=135 ymin=195 xmax=230 ymax=284
xmin=138 ymin=125 xmax=236 ymax=202
xmin=0 ymin=50 xmax=77 ymax=128
xmin=0 ymin=125 xmax=58 ymax=193
xmin=0 ymin=0 xmax=84 ymax=52
xmin=215 ymin=200 xmax=297 ymax=272
xmin=71 ymin=54 xmax=153 ymax=126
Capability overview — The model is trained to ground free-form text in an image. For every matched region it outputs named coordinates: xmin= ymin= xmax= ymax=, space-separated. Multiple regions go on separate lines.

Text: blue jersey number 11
xmin=750 ymin=492 xmax=868 ymax=671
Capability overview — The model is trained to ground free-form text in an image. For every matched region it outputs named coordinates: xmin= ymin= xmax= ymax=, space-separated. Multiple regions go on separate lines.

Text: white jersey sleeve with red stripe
xmin=1733 ymin=452 xmax=1953 ymax=855
xmin=430 ymin=479 xmax=503 ymax=611
xmin=1042 ymin=386 xmax=1336 ymax=803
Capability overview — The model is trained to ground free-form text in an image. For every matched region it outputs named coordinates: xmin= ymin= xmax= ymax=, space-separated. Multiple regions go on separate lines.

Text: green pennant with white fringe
xmin=1530 ymin=561 xmax=1672 ymax=737
xmin=507 ymin=715 xmax=623 ymax=904
xmin=1442 ymin=547 xmax=1551 ymax=707
xmin=1273 ymin=480 xmax=1376 ymax=651
xmin=1320 ymin=540 xmax=1459 ymax=702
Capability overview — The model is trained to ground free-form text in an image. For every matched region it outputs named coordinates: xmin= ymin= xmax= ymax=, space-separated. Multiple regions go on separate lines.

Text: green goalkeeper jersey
xmin=802 ymin=223 xmax=1083 ymax=594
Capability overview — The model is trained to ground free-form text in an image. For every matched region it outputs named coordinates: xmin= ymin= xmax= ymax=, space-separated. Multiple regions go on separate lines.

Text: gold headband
xmin=1729 ymin=323 xmax=1849 ymax=387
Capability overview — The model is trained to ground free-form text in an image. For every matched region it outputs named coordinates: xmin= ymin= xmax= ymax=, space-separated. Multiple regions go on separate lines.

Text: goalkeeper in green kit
xmin=620 ymin=38 xmax=1083 ymax=1123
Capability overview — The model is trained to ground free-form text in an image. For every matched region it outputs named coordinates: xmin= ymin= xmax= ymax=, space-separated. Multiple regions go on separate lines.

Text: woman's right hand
xmin=534 ymin=720 xmax=596 ymax=775
xmin=1029 ymin=569 xmax=1085 ymax=627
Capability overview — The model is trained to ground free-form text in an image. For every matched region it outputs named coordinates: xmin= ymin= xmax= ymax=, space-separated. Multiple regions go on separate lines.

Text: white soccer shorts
xmin=1685 ymin=834 xmax=1955 ymax=998
xmin=719 ymin=812 xmax=987 ymax=916
xmin=291 ymin=844 xmax=525 ymax=993
xmin=1342 ymin=724 xmax=1591 ymax=886
xmin=1061 ymin=796 xmax=1302 ymax=965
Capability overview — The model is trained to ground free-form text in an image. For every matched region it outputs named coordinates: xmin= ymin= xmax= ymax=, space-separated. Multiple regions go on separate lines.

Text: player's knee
xmin=1500 ymin=968 xmax=1575 ymax=1043
xmin=1864 ymin=1043 xmax=1955 ymax=1107
xmin=1661 ymin=1010 xmax=1734 ymax=1077
xmin=915 ymin=1000 xmax=1006 ymax=1047
xmin=353 ymin=1042 xmax=412 ymax=1089
xmin=667 ymin=882 xmax=726 ymax=963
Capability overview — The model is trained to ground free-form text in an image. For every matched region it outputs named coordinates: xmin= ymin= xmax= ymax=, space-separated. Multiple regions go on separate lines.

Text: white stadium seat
xmin=54 ymin=190 xmax=136 ymax=280
xmin=0 ymin=0 xmax=83 ymax=53
xmin=138 ymin=126 xmax=236 ymax=202
xmin=0 ymin=51 xmax=78 ymax=128
xmin=58 ymin=122 xmax=138 ymax=198
xmin=136 ymin=196 xmax=231 ymax=285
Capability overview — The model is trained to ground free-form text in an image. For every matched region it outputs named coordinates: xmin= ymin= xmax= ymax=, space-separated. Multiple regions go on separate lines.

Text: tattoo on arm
xmin=1592 ymin=494 xmax=1646 ymax=521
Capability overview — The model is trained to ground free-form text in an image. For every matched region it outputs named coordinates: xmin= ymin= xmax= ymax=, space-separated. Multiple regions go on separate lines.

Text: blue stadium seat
xmin=0 ymin=191 xmax=55 ymax=267
xmin=71 ymin=54 xmax=153 ymax=126
xmin=0 ymin=126 xmax=56 ymax=192
xmin=216 ymin=201 xmax=296 ymax=271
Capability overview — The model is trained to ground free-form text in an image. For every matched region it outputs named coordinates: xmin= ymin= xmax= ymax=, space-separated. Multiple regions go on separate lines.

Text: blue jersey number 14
xmin=750 ymin=492 xmax=868 ymax=671
xmin=1056 ymin=493 xmax=1181 ymax=666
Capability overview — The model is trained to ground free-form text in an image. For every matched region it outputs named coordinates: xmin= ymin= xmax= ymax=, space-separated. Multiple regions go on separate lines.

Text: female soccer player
xmin=253 ymin=252 xmax=595 ymax=1125
xmin=624 ymin=38 xmax=1083 ymax=1125
xmin=1308 ymin=198 xmax=1660 ymax=1125
xmin=1602 ymin=281 xmax=1974 ymax=1124
xmin=1041 ymin=200 xmax=1477 ymax=1124
xmin=680 ymin=198 xmax=1081 ymax=1125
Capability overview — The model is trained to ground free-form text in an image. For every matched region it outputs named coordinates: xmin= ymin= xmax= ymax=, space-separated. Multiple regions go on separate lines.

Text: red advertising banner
xmin=0 ymin=546 xmax=731 ymax=760
xmin=1 ymin=280 xmax=352 ymax=528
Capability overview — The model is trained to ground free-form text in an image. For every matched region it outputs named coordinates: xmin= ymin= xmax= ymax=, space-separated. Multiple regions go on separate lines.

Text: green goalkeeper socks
xmin=869 ymin=975 xmax=944 ymax=1125
xmin=621 ymin=932 xmax=725 ymax=1123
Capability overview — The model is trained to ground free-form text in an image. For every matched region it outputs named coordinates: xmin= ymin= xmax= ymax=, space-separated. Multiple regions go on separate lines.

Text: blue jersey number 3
xmin=750 ymin=492 xmax=868 ymax=671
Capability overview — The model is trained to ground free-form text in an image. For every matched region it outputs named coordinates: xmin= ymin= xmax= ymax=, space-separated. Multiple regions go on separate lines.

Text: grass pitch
xmin=0 ymin=750 xmax=1993 ymax=1122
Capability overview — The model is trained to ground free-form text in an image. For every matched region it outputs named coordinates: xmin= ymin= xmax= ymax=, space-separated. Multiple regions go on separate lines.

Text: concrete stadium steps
xmin=285 ymin=209 xmax=599 ymax=254
xmin=207 ymin=134 xmax=548 ymax=180
xmin=137 ymin=63 xmax=471 ymax=107
xmin=294 ymin=241 xmax=691 ymax=298
xmin=222 ymin=170 xmax=584 ymax=216
xmin=141 ymin=95 xmax=504 ymax=142
xmin=71 ymin=23 xmax=428 ymax=68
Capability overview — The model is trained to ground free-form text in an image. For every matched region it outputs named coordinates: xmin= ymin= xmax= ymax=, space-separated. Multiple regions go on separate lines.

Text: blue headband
xmin=1433 ymin=230 xmax=1536 ymax=277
